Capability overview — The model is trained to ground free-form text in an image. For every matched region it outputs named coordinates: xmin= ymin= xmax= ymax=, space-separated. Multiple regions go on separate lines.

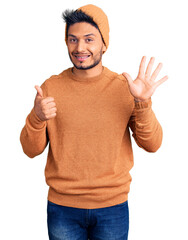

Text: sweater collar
xmin=67 ymin=66 xmax=107 ymax=83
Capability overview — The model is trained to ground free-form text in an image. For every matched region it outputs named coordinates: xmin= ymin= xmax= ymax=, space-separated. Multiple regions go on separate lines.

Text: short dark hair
xmin=62 ymin=9 xmax=103 ymax=41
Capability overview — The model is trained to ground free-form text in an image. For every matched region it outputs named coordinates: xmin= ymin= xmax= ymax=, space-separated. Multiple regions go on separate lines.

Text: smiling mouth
xmin=74 ymin=55 xmax=90 ymax=62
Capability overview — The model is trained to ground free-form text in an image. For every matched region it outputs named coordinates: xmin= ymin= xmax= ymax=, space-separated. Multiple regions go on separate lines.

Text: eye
xmin=69 ymin=38 xmax=77 ymax=43
xmin=86 ymin=38 xmax=93 ymax=43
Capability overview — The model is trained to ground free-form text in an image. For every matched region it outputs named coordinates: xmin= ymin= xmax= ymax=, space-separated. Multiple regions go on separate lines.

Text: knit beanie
xmin=65 ymin=4 xmax=110 ymax=50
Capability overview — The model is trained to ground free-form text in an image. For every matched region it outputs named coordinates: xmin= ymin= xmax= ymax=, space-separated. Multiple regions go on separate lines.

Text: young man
xmin=20 ymin=4 xmax=168 ymax=240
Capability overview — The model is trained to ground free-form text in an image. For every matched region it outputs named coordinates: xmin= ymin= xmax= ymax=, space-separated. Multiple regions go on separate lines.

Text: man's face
xmin=67 ymin=22 xmax=107 ymax=70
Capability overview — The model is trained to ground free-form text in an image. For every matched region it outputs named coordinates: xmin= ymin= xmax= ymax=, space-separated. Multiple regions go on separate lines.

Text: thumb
xmin=122 ymin=72 xmax=134 ymax=87
xmin=35 ymin=85 xmax=43 ymax=98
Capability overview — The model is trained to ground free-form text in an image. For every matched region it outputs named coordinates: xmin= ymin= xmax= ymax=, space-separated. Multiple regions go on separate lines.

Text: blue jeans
xmin=47 ymin=200 xmax=129 ymax=240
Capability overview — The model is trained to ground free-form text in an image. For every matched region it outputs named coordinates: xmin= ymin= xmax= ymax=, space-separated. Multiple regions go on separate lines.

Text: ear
xmin=102 ymin=43 xmax=107 ymax=54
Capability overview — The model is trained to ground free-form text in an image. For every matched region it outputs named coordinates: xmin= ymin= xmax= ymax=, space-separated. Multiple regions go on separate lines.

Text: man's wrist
xmin=134 ymin=98 xmax=151 ymax=103
xmin=134 ymin=98 xmax=152 ymax=109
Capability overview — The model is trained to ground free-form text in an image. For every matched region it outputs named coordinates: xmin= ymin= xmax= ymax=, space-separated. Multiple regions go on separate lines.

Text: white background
xmin=1 ymin=0 xmax=188 ymax=239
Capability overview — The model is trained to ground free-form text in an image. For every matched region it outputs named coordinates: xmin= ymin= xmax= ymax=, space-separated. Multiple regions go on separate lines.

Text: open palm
xmin=122 ymin=56 xmax=168 ymax=101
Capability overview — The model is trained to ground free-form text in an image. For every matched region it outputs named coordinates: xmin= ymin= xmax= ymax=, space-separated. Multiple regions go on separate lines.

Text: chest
xmin=47 ymin=80 xmax=133 ymax=134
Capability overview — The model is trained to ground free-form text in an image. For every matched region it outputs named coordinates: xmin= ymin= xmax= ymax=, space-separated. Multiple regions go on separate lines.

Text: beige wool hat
xmin=65 ymin=4 xmax=110 ymax=49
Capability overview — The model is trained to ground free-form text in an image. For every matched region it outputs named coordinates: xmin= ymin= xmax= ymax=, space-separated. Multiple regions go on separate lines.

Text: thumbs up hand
xmin=34 ymin=85 xmax=57 ymax=121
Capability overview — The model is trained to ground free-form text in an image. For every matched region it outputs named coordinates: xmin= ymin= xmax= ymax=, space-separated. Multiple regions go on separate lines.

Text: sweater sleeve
xmin=128 ymin=98 xmax=163 ymax=152
xmin=20 ymin=83 xmax=49 ymax=158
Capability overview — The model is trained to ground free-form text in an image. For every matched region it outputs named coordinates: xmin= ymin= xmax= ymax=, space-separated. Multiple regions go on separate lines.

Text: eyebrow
xmin=84 ymin=33 xmax=95 ymax=37
xmin=68 ymin=33 xmax=96 ymax=38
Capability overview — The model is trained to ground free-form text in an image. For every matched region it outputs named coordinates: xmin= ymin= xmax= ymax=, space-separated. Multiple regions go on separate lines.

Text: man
xmin=20 ymin=4 xmax=168 ymax=240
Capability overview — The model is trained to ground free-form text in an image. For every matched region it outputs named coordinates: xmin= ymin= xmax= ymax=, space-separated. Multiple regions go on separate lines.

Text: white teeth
xmin=75 ymin=55 xmax=89 ymax=58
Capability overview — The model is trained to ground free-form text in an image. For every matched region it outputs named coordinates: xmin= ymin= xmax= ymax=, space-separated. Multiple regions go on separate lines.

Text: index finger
xmin=42 ymin=97 xmax=55 ymax=104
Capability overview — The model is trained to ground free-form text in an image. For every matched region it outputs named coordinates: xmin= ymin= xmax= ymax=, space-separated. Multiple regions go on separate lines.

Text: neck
xmin=72 ymin=62 xmax=103 ymax=79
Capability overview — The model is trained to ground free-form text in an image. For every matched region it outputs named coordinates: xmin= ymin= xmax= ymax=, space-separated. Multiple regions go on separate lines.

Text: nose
xmin=76 ymin=39 xmax=86 ymax=52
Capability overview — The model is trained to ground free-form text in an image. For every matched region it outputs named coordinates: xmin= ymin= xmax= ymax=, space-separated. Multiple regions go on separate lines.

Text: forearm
xmin=20 ymin=108 xmax=48 ymax=158
xmin=129 ymin=99 xmax=163 ymax=152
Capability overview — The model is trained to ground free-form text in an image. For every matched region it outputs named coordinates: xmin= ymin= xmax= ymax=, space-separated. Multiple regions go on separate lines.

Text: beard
xmin=68 ymin=48 xmax=103 ymax=70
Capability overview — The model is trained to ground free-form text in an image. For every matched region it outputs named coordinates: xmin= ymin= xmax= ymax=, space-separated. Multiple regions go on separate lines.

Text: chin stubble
xmin=68 ymin=48 xmax=103 ymax=70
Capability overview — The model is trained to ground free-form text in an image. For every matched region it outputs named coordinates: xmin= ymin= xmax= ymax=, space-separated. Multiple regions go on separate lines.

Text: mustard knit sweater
xmin=20 ymin=66 xmax=162 ymax=209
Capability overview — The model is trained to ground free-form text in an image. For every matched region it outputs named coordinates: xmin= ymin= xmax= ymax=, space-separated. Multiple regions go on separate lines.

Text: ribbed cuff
xmin=134 ymin=98 xmax=152 ymax=109
xmin=28 ymin=108 xmax=47 ymax=129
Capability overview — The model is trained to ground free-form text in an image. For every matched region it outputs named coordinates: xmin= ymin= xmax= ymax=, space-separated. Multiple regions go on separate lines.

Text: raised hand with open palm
xmin=122 ymin=56 xmax=168 ymax=102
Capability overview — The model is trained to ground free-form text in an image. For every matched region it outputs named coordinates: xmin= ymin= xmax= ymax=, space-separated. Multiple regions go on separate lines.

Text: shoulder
xmin=43 ymin=68 xmax=70 ymax=85
xmin=104 ymin=67 xmax=131 ymax=89
xmin=40 ymin=68 xmax=70 ymax=96
xmin=41 ymin=68 xmax=71 ymax=88
xmin=104 ymin=66 xmax=134 ymax=101
xmin=104 ymin=67 xmax=128 ymax=83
